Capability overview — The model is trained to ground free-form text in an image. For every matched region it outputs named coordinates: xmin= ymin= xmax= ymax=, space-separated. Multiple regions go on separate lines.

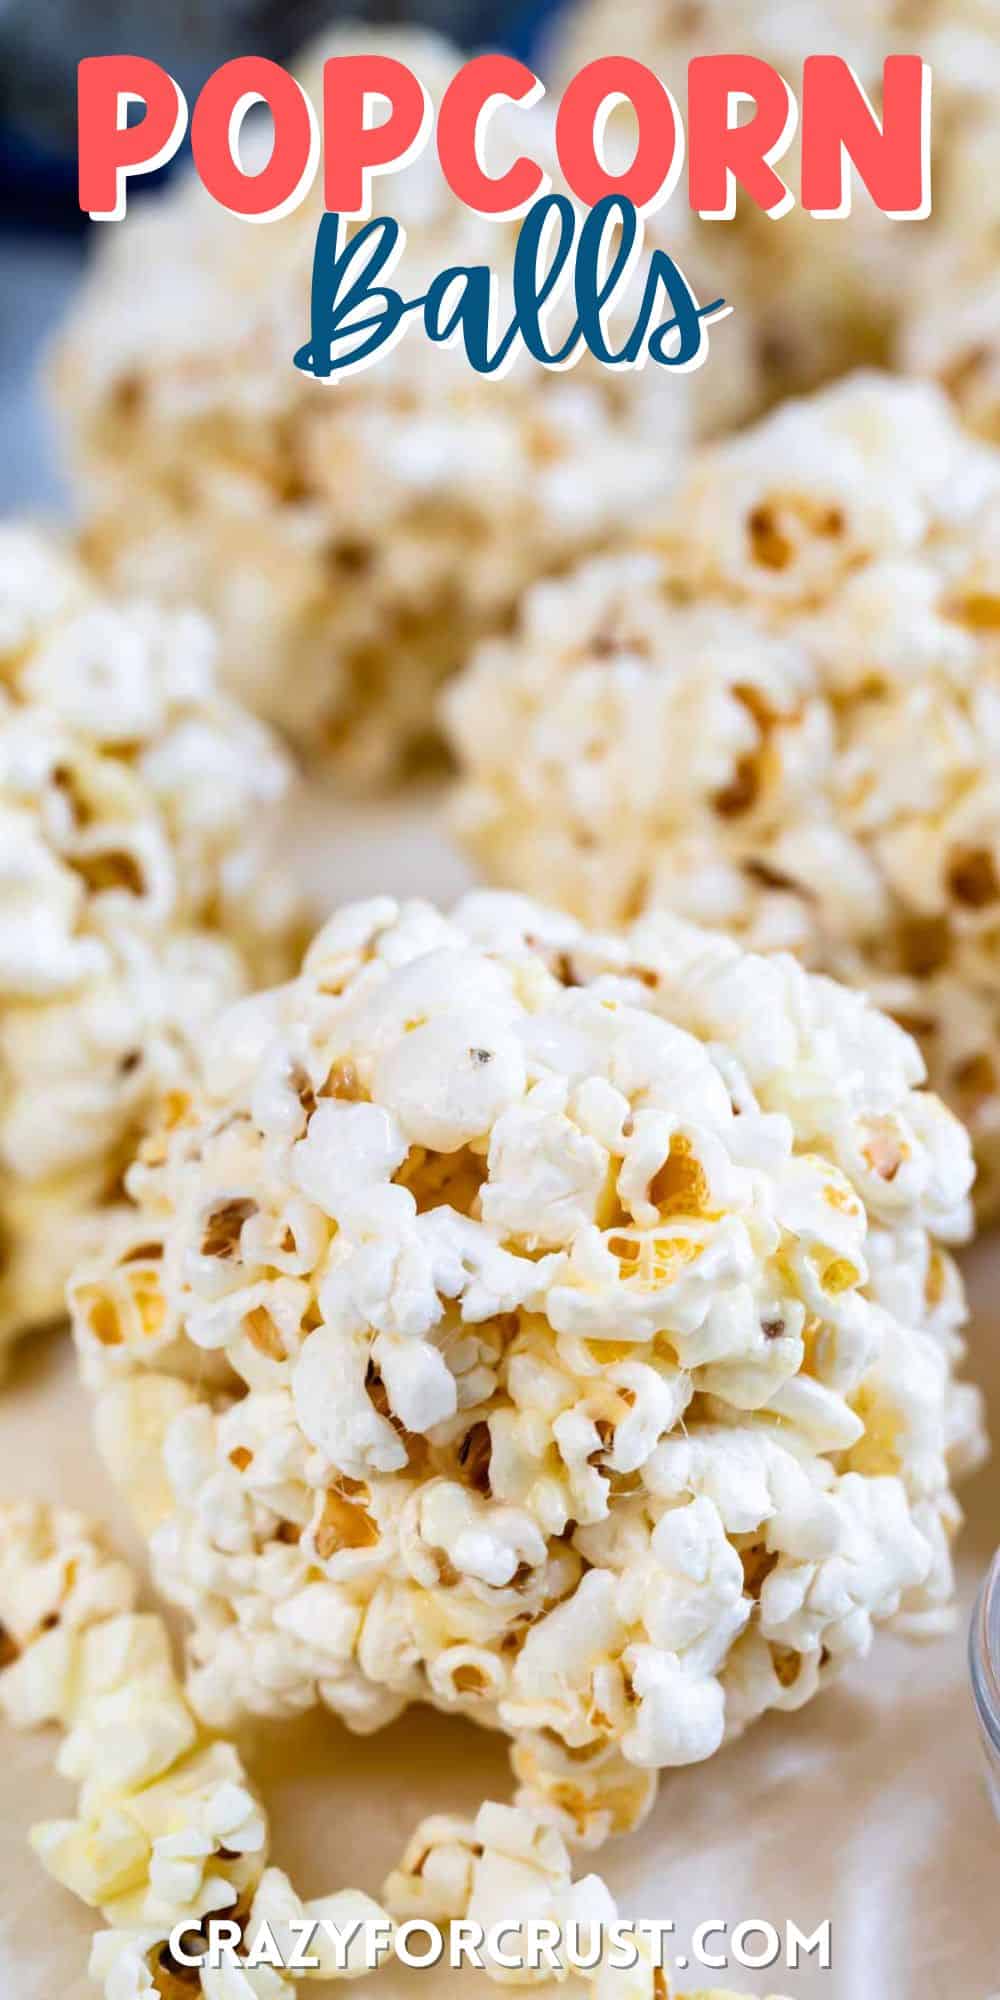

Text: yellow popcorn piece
xmin=385 ymin=1797 xmax=630 ymax=1990
xmin=0 ymin=1501 xmax=389 ymax=1997
xmin=511 ymin=1731 xmax=657 ymax=1851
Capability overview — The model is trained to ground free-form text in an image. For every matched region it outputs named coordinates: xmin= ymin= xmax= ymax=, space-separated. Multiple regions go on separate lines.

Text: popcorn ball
xmin=0 ymin=1500 xmax=391 ymax=1999
xmin=52 ymin=28 xmax=756 ymax=785
xmin=68 ymin=887 xmax=983 ymax=1840
xmin=0 ymin=525 xmax=300 ymax=1361
xmin=900 ymin=58 xmax=1000 ymax=442
xmin=550 ymin=0 xmax=1000 ymax=408
xmin=447 ymin=370 xmax=1000 ymax=1217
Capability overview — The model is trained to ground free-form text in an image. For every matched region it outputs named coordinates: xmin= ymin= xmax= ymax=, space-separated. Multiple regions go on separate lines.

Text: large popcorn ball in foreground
xmin=52 ymin=27 xmax=742 ymax=786
xmin=70 ymin=888 xmax=983 ymax=1820
xmin=0 ymin=525 xmax=299 ymax=1359
xmin=447 ymin=371 xmax=1000 ymax=1215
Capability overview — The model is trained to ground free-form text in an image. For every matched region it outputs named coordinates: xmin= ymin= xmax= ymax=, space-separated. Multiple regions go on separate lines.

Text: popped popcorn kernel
xmin=381 ymin=1801 xmax=783 ymax=1994
xmin=511 ymin=1730 xmax=657 ymax=1850
xmin=67 ymin=889 xmax=981 ymax=1819
xmin=0 ymin=525 xmax=301 ymax=1363
xmin=447 ymin=372 xmax=1000 ymax=1215
xmin=0 ymin=1501 xmax=135 ymax=1728
xmin=383 ymin=1797 xmax=620 ymax=1987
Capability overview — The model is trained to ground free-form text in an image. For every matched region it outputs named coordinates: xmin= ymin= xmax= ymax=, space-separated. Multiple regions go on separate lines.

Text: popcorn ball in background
xmin=548 ymin=0 xmax=897 ymax=399
xmin=549 ymin=0 xmax=1000 ymax=411
xmin=53 ymin=11 xmax=1000 ymax=789
xmin=900 ymin=58 xmax=1000 ymax=441
xmin=447 ymin=371 xmax=1000 ymax=1217
xmin=52 ymin=26 xmax=758 ymax=788
xmin=0 ymin=525 xmax=300 ymax=1364
xmin=67 ymin=888 xmax=983 ymax=1849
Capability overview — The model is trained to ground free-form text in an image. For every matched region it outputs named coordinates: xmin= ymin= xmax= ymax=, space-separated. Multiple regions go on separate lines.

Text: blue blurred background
xmin=0 ymin=0 xmax=562 ymax=511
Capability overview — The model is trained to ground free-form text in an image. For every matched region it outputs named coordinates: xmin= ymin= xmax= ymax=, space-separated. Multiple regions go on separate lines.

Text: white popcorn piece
xmin=49 ymin=25 xmax=764 ymax=787
xmin=0 ymin=525 xmax=301 ymax=1365
xmin=253 ymin=1869 xmax=392 ymax=1983
xmin=66 ymin=889 xmax=982 ymax=1829
xmin=382 ymin=1813 xmax=479 ymax=1924
xmin=0 ymin=1502 xmax=389 ymax=1997
xmin=0 ymin=1502 xmax=136 ymax=1729
xmin=447 ymin=371 xmax=1000 ymax=1216
xmin=384 ymin=1798 xmax=617 ymax=1988
xmin=382 ymin=1799 xmax=785 ymax=1995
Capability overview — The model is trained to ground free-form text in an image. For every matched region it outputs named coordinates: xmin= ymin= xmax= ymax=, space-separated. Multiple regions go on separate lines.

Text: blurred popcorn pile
xmin=0 ymin=525 xmax=300 ymax=1365
xmin=551 ymin=0 xmax=1000 ymax=411
xmin=52 ymin=30 xmax=708 ymax=786
xmin=447 ymin=372 xmax=1000 ymax=1216
xmin=1 ymin=1 xmax=998 ymax=1993
xmin=51 ymin=7 xmax=1000 ymax=782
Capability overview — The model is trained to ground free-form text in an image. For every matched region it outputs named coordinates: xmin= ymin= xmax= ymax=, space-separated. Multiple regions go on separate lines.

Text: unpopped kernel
xmin=0 ymin=525 xmax=300 ymax=1361
xmin=67 ymin=889 xmax=983 ymax=1840
xmin=446 ymin=372 xmax=1000 ymax=1215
